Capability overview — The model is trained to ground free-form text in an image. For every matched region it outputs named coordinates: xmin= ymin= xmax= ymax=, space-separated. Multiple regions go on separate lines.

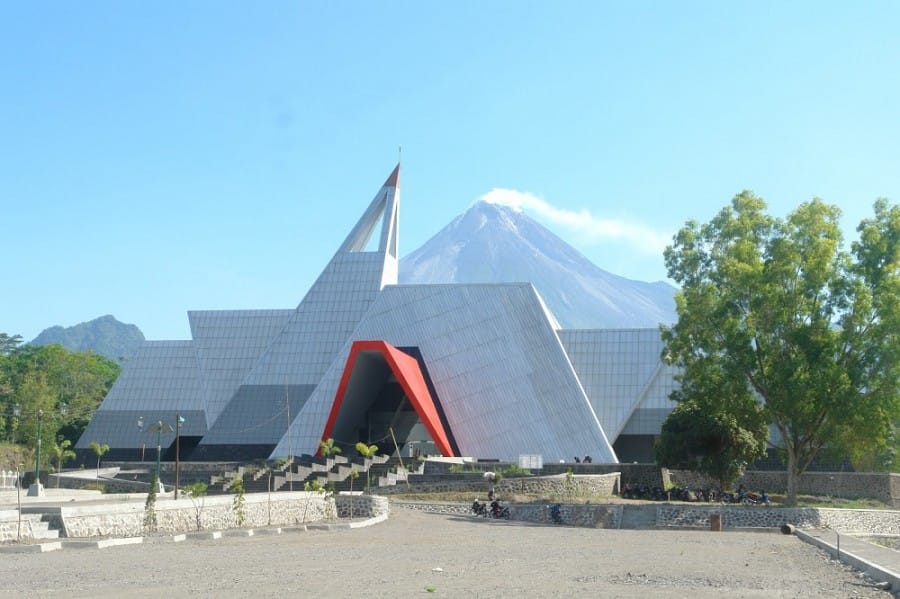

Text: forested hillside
xmin=31 ymin=315 xmax=144 ymax=363
xmin=0 ymin=333 xmax=120 ymax=466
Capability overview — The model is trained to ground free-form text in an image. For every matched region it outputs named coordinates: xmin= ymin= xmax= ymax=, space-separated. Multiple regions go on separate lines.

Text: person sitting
xmin=583 ymin=455 xmax=592 ymax=463
xmin=573 ymin=456 xmax=581 ymax=463
xmin=549 ymin=503 xmax=563 ymax=524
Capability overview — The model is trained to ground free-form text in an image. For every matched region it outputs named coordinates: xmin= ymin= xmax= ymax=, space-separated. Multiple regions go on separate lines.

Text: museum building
xmin=75 ymin=165 xmax=678 ymax=465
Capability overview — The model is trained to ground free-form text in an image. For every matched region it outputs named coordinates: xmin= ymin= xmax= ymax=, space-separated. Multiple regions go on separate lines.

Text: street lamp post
xmin=137 ymin=416 xmax=145 ymax=462
xmin=174 ymin=414 xmax=184 ymax=499
xmin=147 ymin=420 xmax=173 ymax=494
xmin=34 ymin=409 xmax=43 ymax=480
xmin=27 ymin=409 xmax=45 ymax=497
xmin=15 ymin=463 xmax=23 ymax=541
xmin=12 ymin=404 xmax=21 ymax=445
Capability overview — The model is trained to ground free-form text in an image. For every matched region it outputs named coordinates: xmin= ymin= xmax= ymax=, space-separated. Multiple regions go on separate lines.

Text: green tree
xmin=231 ymin=475 xmax=246 ymax=527
xmin=302 ymin=479 xmax=328 ymax=524
xmin=662 ymin=194 xmax=899 ymax=504
xmin=655 ymin=401 xmax=768 ymax=491
xmin=0 ymin=343 xmax=120 ymax=446
xmin=0 ymin=333 xmax=23 ymax=356
xmin=15 ymin=373 xmax=57 ymax=452
xmin=51 ymin=438 xmax=76 ymax=487
xmin=88 ymin=441 xmax=110 ymax=477
xmin=186 ymin=482 xmax=208 ymax=530
xmin=144 ymin=473 xmax=159 ymax=532
xmin=318 ymin=437 xmax=341 ymax=458
xmin=355 ymin=442 xmax=379 ymax=490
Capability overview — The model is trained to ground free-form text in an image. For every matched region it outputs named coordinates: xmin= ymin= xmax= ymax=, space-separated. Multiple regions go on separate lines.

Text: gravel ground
xmin=0 ymin=508 xmax=895 ymax=598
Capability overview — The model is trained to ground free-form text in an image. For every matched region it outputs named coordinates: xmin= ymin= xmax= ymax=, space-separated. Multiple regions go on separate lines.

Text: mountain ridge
xmin=30 ymin=314 xmax=145 ymax=362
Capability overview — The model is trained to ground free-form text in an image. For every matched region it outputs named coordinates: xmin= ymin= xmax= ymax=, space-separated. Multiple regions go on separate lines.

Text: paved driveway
xmin=0 ymin=507 xmax=893 ymax=598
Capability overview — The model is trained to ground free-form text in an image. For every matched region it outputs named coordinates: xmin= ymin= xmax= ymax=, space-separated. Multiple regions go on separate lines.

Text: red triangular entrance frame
xmin=320 ymin=340 xmax=456 ymax=457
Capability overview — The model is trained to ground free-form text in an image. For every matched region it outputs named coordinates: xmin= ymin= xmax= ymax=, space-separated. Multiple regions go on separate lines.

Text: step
xmin=24 ymin=515 xmax=60 ymax=540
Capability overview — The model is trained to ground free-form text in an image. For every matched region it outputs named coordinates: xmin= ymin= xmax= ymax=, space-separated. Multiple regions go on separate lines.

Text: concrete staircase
xmin=206 ymin=454 xmax=400 ymax=495
xmin=24 ymin=514 xmax=60 ymax=540
xmin=619 ymin=504 xmax=657 ymax=529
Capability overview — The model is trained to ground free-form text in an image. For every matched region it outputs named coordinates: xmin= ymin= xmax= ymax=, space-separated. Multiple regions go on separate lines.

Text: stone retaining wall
xmin=656 ymin=504 xmax=900 ymax=534
xmin=334 ymin=494 xmax=390 ymax=519
xmin=393 ymin=501 xmax=622 ymax=528
xmin=668 ymin=470 xmax=900 ymax=507
xmin=393 ymin=501 xmax=900 ymax=534
xmin=376 ymin=473 xmax=620 ymax=499
xmin=0 ymin=510 xmax=33 ymax=543
xmin=43 ymin=491 xmax=336 ymax=538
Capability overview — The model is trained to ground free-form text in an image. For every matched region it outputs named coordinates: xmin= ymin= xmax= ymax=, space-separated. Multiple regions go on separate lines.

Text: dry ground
xmin=0 ymin=507 xmax=894 ymax=598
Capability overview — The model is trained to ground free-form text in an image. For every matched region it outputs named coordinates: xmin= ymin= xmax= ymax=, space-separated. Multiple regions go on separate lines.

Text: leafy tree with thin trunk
xmin=302 ymin=479 xmax=328 ymax=524
xmin=186 ymin=482 xmax=208 ymax=530
xmin=231 ymin=475 xmax=246 ymax=527
xmin=51 ymin=438 xmax=76 ymax=487
xmin=88 ymin=441 xmax=110 ymax=478
xmin=355 ymin=442 xmax=379 ymax=490
xmin=144 ymin=473 xmax=159 ymax=532
xmin=662 ymin=195 xmax=899 ymax=505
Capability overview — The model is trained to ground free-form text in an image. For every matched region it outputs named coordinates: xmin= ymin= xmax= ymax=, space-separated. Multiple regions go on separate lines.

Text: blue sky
xmin=3 ymin=2 xmax=898 ymax=342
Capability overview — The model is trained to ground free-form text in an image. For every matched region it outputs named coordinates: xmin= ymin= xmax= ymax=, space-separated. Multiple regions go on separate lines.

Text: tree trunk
xmin=785 ymin=446 xmax=799 ymax=506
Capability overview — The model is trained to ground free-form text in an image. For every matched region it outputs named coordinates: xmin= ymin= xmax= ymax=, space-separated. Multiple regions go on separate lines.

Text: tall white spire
xmin=337 ymin=163 xmax=400 ymax=259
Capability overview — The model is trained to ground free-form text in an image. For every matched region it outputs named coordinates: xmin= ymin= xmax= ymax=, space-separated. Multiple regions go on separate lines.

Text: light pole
xmin=137 ymin=416 xmax=145 ymax=461
xmin=174 ymin=414 xmax=184 ymax=499
xmin=15 ymin=463 xmax=22 ymax=541
xmin=27 ymin=409 xmax=45 ymax=497
xmin=12 ymin=404 xmax=20 ymax=445
xmin=147 ymin=420 xmax=173 ymax=494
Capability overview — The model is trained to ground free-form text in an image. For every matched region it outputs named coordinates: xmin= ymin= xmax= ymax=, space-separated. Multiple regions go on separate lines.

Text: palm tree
xmin=51 ymin=438 xmax=76 ymax=488
xmin=355 ymin=442 xmax=379 ymax=491
xmin=319 ymin=437 xmax=341 ymax=458
xmin=88 ymin=441 xmax=110 ymax=478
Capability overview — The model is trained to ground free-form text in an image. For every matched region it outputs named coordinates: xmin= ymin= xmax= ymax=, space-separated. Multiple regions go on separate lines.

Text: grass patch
xmin=789 ymin=495 xmax=892 ymax=510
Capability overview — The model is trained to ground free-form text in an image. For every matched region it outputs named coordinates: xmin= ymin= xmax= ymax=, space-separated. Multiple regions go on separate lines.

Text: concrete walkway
xmin=796 ymin=528 xmax=900 ymax=592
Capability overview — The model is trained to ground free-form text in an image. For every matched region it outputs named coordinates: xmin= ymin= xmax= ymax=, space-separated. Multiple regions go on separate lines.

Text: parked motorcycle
xmin=489 ymin=500 xmax=510 ymax=520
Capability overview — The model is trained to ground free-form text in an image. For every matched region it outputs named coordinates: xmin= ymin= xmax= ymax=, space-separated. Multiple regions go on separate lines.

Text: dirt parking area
xmin=0 ymin=507 xmax=894 ymax=598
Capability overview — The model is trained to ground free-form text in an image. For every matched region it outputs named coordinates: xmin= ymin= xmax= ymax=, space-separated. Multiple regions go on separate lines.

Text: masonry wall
xmin=44 ymin=491 xmax=337 ymax=538
xmin=333 ymin=494 xmax=390 ymax=519
xmin=668 ymin=470 xmax=900 ymax=507
xmin=394 ymin=500 xmax=623 ymax=528
xmin=376 ymin=473 xmax=620 ymax=498
xmin=0 ymin=510 xmax=36 ymax=543
xmin=393 ymin=501 xmax=900 ymax=534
